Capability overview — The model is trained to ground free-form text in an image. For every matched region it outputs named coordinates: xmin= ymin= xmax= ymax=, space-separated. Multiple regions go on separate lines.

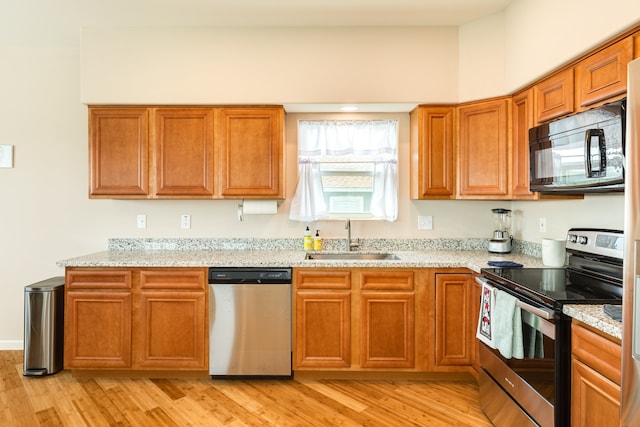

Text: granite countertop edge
xmin=563 ymin=304 xmax=622 ymax=340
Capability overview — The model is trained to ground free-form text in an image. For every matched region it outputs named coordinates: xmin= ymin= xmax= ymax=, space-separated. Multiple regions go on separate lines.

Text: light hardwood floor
xmin=1 ymin=351 xmax=492 ymax=426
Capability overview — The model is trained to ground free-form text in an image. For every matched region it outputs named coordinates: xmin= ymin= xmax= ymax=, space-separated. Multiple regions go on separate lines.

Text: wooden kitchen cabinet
xmin=409 ymin=106 xmax=456 ymax=199
xmin=89 ymin=108 xmax=149 ymax=198
xmin=360 ymin=270 xmax=415 ymax=368
xmin=434 ymin=272 xmax=474 ymax=369
xmin=571 ymin=321 xmax=621 ymax=427
xmin=153 ymin=108 xmax=216 ymax=198
xmin=534 ymin=68 xmax=574 ymax=122
xmin=576 ymin=36 xmax=632 ymax=110
xmin=457 ymin=98 xmax=511 ymax=199
xmin=64 ymin=269 xmax=133 ymax=368
xmin=511 ymin=89 xmax=536 ymax=199
xmin=64 ymin=267 xmax=208 ymax=373
xmin=88 ymin=105 xmax=285 ymax=199
xmin=294 ymin=270 xmax=352 ymax=368
xmin=218 ymin=107 xmax=285 ymax=198
xmin=294 ymin=268 xmax=420 ymax=371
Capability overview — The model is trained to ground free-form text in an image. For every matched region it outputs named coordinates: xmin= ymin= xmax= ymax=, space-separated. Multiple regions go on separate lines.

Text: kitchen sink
xmin=304 ymin=253 xmax=400 ymax=261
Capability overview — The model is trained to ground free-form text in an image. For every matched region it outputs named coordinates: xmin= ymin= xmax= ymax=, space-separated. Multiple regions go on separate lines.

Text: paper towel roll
xmin=542 ymin=238 xmax=566 ymax=267
xmin=241 ymin=200 xmax=278 ymax=215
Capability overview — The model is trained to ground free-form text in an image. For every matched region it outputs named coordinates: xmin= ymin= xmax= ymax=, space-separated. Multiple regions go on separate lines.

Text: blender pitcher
xmin=489 ymin=208 xmax=512 ymax=253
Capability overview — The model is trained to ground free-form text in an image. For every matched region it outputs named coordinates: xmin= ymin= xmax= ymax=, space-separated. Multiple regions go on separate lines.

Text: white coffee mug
xmin=542 ymin=238 xmax=566 ymax=267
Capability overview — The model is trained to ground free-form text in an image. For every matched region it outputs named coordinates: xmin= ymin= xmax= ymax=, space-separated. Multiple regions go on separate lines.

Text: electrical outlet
xmin=418 ymin=215 xmax=433 ymax=230
xmin=136 ymin=214 xmax=146 ymax=229
xmin=181 ymin=214 xmax=191 ymax=229
xmin=539 ymin=217 xmax=547 ymax=233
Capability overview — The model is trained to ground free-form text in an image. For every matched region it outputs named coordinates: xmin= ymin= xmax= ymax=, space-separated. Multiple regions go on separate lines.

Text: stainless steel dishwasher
xmin=208 ymin=267 xmax=292 ymax=378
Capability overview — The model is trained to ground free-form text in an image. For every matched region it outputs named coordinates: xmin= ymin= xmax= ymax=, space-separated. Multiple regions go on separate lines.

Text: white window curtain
xmin=289 ymin=120 xmax=398 ymax=222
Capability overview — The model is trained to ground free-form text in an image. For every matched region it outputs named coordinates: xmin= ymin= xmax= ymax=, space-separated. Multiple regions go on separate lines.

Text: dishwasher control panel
xmin=208 ymin=267 xmax=292 ymax=284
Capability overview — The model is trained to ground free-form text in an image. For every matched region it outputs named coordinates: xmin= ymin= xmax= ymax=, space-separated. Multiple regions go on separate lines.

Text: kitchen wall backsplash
xmin=108 ymin=237 xmax=543 ymax=258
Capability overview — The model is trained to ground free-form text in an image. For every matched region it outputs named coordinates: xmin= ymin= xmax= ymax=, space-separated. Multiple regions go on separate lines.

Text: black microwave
xmin=529 ymin=99 xmax=626 ymax=193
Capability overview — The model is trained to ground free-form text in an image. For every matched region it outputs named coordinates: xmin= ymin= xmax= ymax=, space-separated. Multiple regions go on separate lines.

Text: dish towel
xmin=476 ymin=282 xmax=496 ymax=348
xmin=493 ymin=289 xmax=524 ymax=359
xmin=521 ymin=311 xmax=545 ymax=358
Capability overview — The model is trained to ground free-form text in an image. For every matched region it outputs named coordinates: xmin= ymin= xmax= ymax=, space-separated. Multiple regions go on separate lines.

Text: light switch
xmin=0 ymin=145 xmax=13 ymax=168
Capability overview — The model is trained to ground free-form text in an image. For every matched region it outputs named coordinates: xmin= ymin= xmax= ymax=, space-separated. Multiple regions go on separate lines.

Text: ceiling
xmin=4 ymin=0 xmax=513 ymax=45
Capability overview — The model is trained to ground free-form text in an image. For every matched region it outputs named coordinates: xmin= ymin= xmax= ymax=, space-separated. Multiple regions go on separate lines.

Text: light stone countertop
xmin=563 ymin=304 xmax=622 ymax=340
xmin=57 ymin=248 xmax=545 ymax=272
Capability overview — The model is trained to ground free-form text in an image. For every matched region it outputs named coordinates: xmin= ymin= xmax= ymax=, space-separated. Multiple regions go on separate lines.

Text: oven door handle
xmin=475 ymin=276 xmax=555 ymax=320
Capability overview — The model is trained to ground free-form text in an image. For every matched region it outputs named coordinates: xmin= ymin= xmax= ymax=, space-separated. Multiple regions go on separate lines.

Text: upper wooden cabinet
xmin=458 ymin=98 xmax=511 ymax=199
xmin=89 ymin=108 xmax=149 ymax=198
xmin=511 ymin=89 xmax=535 ymax=199
xmin=153 ymin=108 xmax=216 ymax=198
xmin=575 ymin=36 xmax=633 ymax=110
xmin=217 ymin=107 xmax=285 ymax=198
xmin=410 ymin=106 xmax=455 ymax=199
xmin=534 ymin=68 xmax=574 ymax=123
xmin=635 ymin=31 xmax=640 ymax=58
xmin=88 ymin=105 xmax=285 ymax=199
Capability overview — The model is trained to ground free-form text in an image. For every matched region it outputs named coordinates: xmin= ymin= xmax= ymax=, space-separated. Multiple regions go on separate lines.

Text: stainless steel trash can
xmin=23 ymin=277 xmax=64 ymax=376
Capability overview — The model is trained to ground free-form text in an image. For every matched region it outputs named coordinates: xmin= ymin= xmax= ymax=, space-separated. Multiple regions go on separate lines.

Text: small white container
xmin=542 ymin=238 xmax=567 ymax=267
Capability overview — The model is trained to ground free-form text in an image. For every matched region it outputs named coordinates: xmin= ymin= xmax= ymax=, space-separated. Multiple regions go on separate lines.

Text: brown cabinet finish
xmin=571 ymin=321 xmax=621 ymax=427
xmin=64 ymin=267 xmax=208 ymax=372
xmin=410 ymin=106 xmax=455 ymax=199
xmin=511 ymin=89 xmax=536 ymax=199
xmin=89 ymin=108 xmax=149 ymax=198
xmin=434 ymin=273 xmax=474 ymax=368
xmin=153 ymin=108 xmax=216 ymax=198
xmin=218 ymin=107 xmax=284 ymax=198
xmin=458 ymin=98 xmax=510 ymax=198
xmin=576 ymin=37 xmax=633 ymax=110
xmin=534 ymin=69 xmax=574 ymax=122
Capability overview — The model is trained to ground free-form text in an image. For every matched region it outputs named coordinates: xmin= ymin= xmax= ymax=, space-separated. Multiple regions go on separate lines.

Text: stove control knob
xmin=577 ymin=235 xmax=588 ymax=245
xmin=568 ymin=234 xmax=578 ymax=243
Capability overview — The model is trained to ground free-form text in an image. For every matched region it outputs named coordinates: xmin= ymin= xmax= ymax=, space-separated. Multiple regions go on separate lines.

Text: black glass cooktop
xmin=481 ymin=267 xmax=623 ymax=308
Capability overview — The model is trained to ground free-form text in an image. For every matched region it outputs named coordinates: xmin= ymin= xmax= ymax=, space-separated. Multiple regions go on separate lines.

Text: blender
xmin=488 ymin=208 xmax=512 ymax=253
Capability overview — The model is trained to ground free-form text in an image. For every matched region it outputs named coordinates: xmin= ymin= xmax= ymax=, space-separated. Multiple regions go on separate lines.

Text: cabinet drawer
xmin=571 ymin=321 xmax=621 ymax=385
xmin=295 ymin=270 xmax=352 ymax=290
xmin=139 ymin=269 xmax=206 ymax=290
xmin=66 ymin=269 xmax=132 ymax=290
xmin=359 ymin=270 xmax=414 ymax=290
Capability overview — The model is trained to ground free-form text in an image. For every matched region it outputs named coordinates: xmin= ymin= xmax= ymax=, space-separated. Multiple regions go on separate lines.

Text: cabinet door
xmin=360 ymin=292 xmax=415 ymax=368
xmin=135 ymin=290 xmax=207 ymax=369
xmin=458 ymin=99 xmax=510 ymax=198
xmin=410 ymin=106 xmax=455 ymax=199
xmin=571 ymin=359 xmax=620 ymax=427
xmin=295 ymin=291 xmax=351 ymax=368
xmin=535 ymin=69 xmax=574 ymax=122
xmin=218 ymin=107 xmax=284 ymax=198
xmin=576 ymin=37 xmax=632 ymax=109
xmin=89 ymin=107 xmax=149 ymax=198
xmin=434 ymin=273 xmax=473 ymax=367
xmin=153 ymin=108 xmax=216 ymax=197
xmin=511 ymin=90 xmax=536 ymax=199
xmin=64 ymin=290 xmax=132 ymax=368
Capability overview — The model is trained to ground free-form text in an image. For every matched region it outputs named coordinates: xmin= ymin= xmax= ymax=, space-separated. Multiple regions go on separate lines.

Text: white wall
xmin=1 ymin=1 xmax=638 ymax=347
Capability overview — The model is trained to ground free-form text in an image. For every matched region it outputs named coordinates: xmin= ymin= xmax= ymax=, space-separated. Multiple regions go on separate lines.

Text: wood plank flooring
xmin=1 ymin=351 xmax=492 ymax=426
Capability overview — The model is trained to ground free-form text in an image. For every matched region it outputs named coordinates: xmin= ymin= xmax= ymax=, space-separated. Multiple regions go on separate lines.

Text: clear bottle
xmin=313 ymin=230 xmax=323 ymax=251
xmin=303 ymin=226 xmax=313 ymax=251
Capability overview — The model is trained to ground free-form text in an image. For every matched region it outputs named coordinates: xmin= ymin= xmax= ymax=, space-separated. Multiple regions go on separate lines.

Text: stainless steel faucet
xmin=345 ymin=219 xmax=360 ymax=251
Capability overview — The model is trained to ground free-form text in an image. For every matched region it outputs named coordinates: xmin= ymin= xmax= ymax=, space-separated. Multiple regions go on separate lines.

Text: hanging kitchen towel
xmin=476 ymin=281 xmax=496 ymax=348
xmin=521 ymin=311 xmax=545 ymax=358
xmin=493 ymin=289 xmax=524 ymax=359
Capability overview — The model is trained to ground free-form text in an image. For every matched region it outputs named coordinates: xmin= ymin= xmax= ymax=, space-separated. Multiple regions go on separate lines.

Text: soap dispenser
xmin=304 ymin=226 xmax=313 ymax=251
xmin=313 ymin=230 xmax=323 ymax=251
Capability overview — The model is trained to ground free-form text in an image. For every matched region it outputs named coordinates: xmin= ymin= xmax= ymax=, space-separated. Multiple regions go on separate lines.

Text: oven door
xmin=476 ymin=278 xmax=557 ymax=427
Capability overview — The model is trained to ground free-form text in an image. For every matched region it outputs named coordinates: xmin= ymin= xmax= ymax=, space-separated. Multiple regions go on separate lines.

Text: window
xmin=289 ymin=120 xmax=398 ymax=222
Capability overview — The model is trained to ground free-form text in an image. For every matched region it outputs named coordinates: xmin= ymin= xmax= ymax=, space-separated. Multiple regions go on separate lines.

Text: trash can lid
xmin=25 ymin=276 xmax=65 ymax=292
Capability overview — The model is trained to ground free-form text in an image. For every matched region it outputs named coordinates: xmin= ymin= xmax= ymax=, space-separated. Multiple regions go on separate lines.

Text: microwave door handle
xmin=584 ymin=129 xmax=606 ymax=178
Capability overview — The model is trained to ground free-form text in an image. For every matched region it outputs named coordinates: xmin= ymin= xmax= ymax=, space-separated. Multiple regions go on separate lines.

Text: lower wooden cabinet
xmin=294 ymin=268 xmax=418 ymax=371
xmin=571 ymin=321 xmax=621 ymax=427
xmin=65 ymin=267 xmax=208 ymax=372
xmin=434 ymin=272 xmax=474 ymax=369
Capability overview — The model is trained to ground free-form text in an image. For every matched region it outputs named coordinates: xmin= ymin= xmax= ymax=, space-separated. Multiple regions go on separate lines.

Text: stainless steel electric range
xmin=476 ymin=228 xmax=623 ymax=427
